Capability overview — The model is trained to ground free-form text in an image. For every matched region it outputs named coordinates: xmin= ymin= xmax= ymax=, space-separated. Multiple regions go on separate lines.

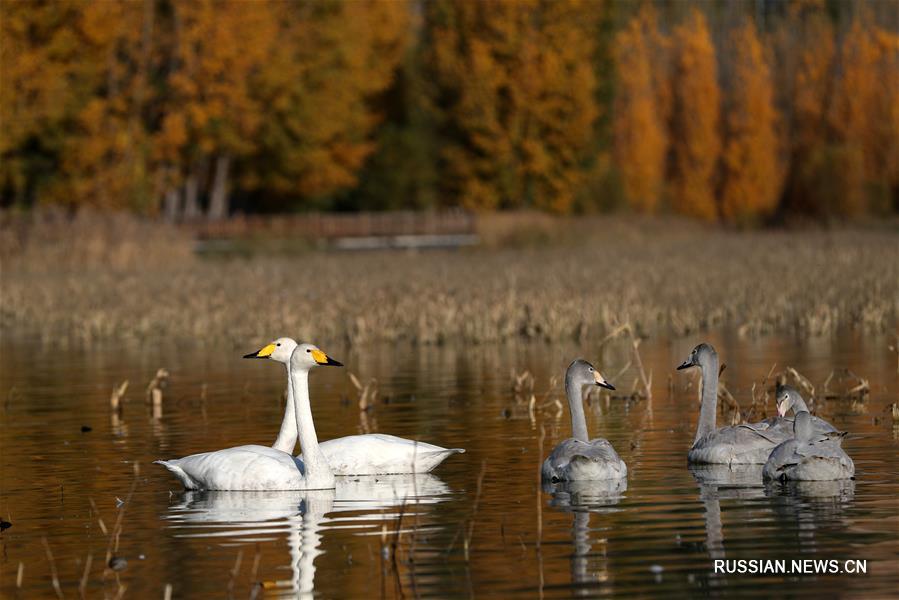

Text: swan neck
xmin=695 ymin=353 xmax=719 ymax=445
xmin=290 ymin=366 xmax=330 ymax=484
xmin=791 ymin=394 xmax=809 ymax=414
xmin=565 ymin=375 xmax=590 ymax=442
xmin=272 ymin=362 xmax=298 ymax=454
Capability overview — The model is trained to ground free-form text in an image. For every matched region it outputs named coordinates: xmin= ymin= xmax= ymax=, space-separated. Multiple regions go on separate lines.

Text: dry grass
xmin=2 ymin=212 xmax=897 ymax=345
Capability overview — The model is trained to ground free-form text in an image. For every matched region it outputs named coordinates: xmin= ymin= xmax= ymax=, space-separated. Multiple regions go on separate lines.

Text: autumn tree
xmin=1 ymin=2 xmax=148 ymax=210
xmin=154 ymin=0 xmax=280 ymax=220
xmin=773 ymin=2 xmax=837 ymax=216
xmin=669 ymin=10 xmax=721 ymax=220
xmin=613 ymin=7 xmax=668 ymax=213
xmin=719 ymin=19 xmax=782 ymax=225
xmin=829 ymin=14 xmax=899 ymax=214
xmin=246 ymin=1 xmax=409 ymax=208
xmin=424 ymin=0 xmax=599 ymax=213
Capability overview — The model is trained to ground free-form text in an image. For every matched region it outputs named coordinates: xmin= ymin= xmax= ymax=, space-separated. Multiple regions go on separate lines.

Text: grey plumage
xmin=541 ymin=359 xmax=627 ymax=482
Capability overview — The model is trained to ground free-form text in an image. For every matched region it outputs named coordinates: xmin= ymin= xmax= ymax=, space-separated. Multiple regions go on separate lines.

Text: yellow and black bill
xmin=243 ymin=343 xmax=276 ymax=359
xmin=311 ymin=348 xmax=343 ymax=367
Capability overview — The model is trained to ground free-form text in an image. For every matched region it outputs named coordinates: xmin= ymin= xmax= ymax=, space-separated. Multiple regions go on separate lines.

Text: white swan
xmin=763 ymin=411 xmax=855 ymax=481
xmin=541 ymin=359 xmax=627 ymax=482
xmin=244 ymin=337 xmax=464 ymax=475
xmin=678 ymin=343 xmax=791 ymax=464
xmin=155 ymin=343 xmax=340 ymax=490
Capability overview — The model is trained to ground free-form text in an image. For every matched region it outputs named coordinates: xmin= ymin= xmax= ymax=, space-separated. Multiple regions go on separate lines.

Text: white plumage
xmin=247 ymin=337 xmax=464 ymax=475
xmin=156 ymin=342 xmax=341 ymax=490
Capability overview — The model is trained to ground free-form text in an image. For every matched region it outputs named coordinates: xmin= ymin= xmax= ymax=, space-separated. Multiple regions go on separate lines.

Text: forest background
xmin=3 ymin=0 xmax=898 ymax=225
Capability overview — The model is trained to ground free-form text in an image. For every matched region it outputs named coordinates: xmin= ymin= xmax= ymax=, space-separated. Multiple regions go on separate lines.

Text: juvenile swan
xmin=541 ymin=359 xmax=626 ymax=482
xmin=763 ymin=411 xmax=854 ymax=481
xmin=155 ymin=343 xmax=340 ymax=490
xmin=245 ymin=337 xmax=464 ymax=475
xmin=775 ymin=384 xmax=837 ymax=434
xmin=678 ymin=343 xmax=790 ymax=464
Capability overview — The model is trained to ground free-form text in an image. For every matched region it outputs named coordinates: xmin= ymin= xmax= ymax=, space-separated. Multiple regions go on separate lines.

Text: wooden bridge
xmin=183 ymin=210 xmax=479 ymax=250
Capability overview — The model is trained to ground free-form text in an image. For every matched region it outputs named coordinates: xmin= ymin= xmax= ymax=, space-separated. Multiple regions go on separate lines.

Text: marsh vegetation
xmin=2 ymin=213 xmax=896 ymax=346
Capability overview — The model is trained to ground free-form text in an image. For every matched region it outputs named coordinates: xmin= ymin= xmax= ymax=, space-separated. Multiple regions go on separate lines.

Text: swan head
xmin=677 ymin=343 xmax=717 ymax=371
xmin=290 ymin=342 xmax=343 ymax=370
xmin=794 ymin=410 xmax=813 ymax=442
xmin=566 ymin=359 xmax=615 ymax=391
xmin=243 ymin=337 xmax=298 ymax=363
xmin=776 ymin=384 xmax=802 ymax=417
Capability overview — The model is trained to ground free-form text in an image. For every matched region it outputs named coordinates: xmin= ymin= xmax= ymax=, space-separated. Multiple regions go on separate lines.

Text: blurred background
xmin=2 ymin=4 xmax=899 ymax=598
xmin=2 ymin=0 xmax=898 ymax=222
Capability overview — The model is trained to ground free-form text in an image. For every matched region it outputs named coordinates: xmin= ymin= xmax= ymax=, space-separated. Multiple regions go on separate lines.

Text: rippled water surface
xmin=1 ymin=333 xmax=897 ymax=598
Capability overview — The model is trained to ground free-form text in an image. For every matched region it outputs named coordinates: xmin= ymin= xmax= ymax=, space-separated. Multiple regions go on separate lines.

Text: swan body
xmin=313 ymin=434 xmax=464 ymax=476
xmin=246 ymin=337 xmax=464 ymax=475
xmin=155 ymin=445 xmax=306 ymax=491
xmin=770 ymin=384 xmax=838 ymax=434
xmin=541 ymin=359 xmax=627 ymax=482
xmin=678 ymin=343 xmax=791 ymax=464
xmin=156 ymin=342 xmax=340 ymax=491
xmin=763 ymin=411 xmax=854 ymax=481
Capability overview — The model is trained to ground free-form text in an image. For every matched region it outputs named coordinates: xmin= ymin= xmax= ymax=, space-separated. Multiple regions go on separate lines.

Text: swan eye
xmin=306 ymin=349 xmax=311 ymax=353
xmin=276 ymin=343 xmax=281 ymax=347
xmin=589 ymin=367 xmax=594 ymax=372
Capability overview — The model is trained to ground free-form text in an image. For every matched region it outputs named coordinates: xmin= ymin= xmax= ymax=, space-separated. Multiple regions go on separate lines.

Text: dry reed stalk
xmin=786 ymin=367 xmax=816 ymax=399
xmin=146 ymin=369 xmax=169 ymax=406
xmin=104 ymin=463 xmax=140 ymax=578
xmin=109 ymin=380 xmax=128 ymax=412
xmin=89 ymin=497 xmax=108 ymax=535
xmin=227 ymin=549 xmax=244 ymax=597
xmin=41 ymin=537 xmax=63 ymax=600
xmin=599 ymin=322 xmax=651 ymax=399
xmin=16 ymin=562 xmax=23 ymax=588
xmin=349 ymin=372 xmax=378 ymax=412
xmin=747 ymin=363 xmax=777 ymax=420
xmin=249 ymin=543 xmax=262 ymax=585
xmin=164 ymin=584 xmax=173 ymax=600
xmin=464 ymin=460 xmax=488 ymax=563
xmin=79 ymin=553 xmax=93 ymax=598
xmin=823 ymin=368 xmax=870 ymax=399
xmin=716 ymin=380 xmax=741 ymax=425
xmin=537 ymin=424 xmax=545 ymax=553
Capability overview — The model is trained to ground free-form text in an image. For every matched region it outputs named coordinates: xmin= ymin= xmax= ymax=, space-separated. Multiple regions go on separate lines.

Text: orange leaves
xmin=425 ymin=0 xmax=598 ymax=213
xmin=719 ymin=20 xmax=782 ymax=225
xmin=669 ymin=10 xmax=720 ymax=221
xmin=613 ymin=7 xmax=667 ymax=214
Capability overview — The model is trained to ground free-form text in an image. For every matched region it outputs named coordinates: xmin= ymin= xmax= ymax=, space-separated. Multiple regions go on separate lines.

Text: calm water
xmin=1 ymin=332 xmax=897 ymax=598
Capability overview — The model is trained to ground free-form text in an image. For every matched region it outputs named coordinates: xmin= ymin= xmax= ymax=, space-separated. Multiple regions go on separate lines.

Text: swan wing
xmin=308 ymin=435 xmax=463 ymax=476
xmin=156 ymin=445 xmax=305 ymax=491
xmin=542 ymin=438 xmax=627 ymax=482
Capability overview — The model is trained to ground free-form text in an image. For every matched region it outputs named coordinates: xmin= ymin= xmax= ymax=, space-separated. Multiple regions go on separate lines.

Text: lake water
xmin=1 ymin=332 xmax=897 ymax=598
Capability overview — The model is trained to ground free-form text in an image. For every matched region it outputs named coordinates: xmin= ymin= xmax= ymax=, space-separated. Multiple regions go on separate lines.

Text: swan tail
xmin=154 ymin=459 xmax=199 ymax=490
xmin=414 ymin=447 xmax=465 ymax=472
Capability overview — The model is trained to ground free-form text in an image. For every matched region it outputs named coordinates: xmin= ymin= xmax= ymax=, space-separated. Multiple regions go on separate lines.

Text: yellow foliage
xmin=720 ymin=20 xmax=782 ymax=224
xmin=426 ymin=0 xmax=599 ymax=213
xmin=613 ymin=8 xmax=668 ymax=213
xmin=669 ymin=10 xmax=721 ymax=221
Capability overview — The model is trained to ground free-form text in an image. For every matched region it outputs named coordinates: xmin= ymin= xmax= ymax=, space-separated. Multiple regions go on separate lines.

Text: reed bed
xmin=2 ymin=214 xmax=897 ymax=346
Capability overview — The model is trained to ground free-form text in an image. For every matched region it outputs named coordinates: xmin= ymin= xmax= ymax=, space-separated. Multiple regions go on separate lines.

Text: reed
xmin=3 ymin=215 xmax=897 ymax=346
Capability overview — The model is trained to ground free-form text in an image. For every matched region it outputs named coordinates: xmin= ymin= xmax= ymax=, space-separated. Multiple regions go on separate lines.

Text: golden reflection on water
xmin=0 ymin=331 xmax=897 ymax=597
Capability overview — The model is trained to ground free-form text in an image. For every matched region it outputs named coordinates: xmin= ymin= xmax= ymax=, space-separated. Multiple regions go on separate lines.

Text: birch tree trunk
xmin=207 ymin=154 xmax=231 ymax=220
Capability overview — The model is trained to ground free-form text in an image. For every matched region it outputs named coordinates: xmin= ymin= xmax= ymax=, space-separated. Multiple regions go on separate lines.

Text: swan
xmin=774 ymin=384 xmax=837 ymax=433
xmin=763 ymin=411 xmax=855 ymax=481
xmin=244 ymin=337 xmax=464 ymax=475
xmin=677 ymin=343 xmax=791 ymax=464
xmin=541 ymin=359 xmax=627 ymax=483
xmin=155 ymin=343 xmax=340 ymax=490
